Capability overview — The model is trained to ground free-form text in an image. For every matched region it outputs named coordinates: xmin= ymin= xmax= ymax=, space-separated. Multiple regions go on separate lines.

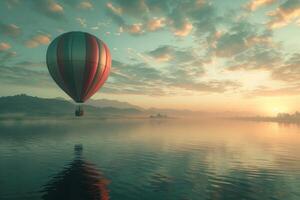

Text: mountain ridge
xmin=0 ymin=94 xmax=142 ymax=117
xmin=0 ymin=94 xmax=254 ymax=118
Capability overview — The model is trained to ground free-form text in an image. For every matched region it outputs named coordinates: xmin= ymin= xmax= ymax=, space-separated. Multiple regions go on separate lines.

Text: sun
xmin=266 ymin=105 xmax=289 ymax=116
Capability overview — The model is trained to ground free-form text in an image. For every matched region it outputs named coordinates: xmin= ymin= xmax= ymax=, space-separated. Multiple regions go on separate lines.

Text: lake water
xmin=0 ymin=118 xmax=300 ymax=200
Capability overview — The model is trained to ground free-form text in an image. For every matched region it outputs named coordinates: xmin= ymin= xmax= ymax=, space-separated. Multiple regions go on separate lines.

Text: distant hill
xmin=87 ymin=98 xmax=143 ymax=110
xmin=0 ymin=94 xmax=142 ymax=118
xmin=0 ymin=94 xmax=254 ymax=119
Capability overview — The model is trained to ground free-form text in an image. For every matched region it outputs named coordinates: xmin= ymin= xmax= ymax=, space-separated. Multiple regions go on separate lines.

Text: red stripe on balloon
xmin=84 ymin=42 xmax=111 ymax=101
xmin=81 ymin=34 xmax=99 ymax=100
xmin=82 ymin=39 xmax=104 ymax=101
xmin=83 ymin=41 xmax=106 ymax=101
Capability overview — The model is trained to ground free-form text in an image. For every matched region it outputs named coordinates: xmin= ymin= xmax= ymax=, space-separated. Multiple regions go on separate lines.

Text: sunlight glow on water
xmin=0 ymin=119 xmax=300 ymax=200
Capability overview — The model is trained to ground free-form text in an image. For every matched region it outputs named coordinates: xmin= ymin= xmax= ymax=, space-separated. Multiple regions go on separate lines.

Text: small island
xmin=232 ymin=112 xmax=300 ymax=124
xmin=149 ymin=113 xmax=169 ymax=119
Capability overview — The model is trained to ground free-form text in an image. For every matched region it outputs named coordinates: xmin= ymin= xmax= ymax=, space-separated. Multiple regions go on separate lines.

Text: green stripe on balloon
xmin=62 ymin=33 xmax=78 ymax=102
xmin=71 ymin=32 xmax=86 ymax=102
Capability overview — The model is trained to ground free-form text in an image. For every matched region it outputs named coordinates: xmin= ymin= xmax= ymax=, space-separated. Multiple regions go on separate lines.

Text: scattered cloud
xmin=76 ymin=17 xmax=87 ymax=27
xmin=170 ymin=80 xmax=241 ymax=93
xmin=147 ymin=45 xmax=196 ymax=64
xmin=106 ymin=2 xmax=123 ymax=15
xmin=126 ymin=23 xmax=144 ymax=35
xmin=212 ymin=20 xmax=277 ymax=60
xmin=271 ymin=53 xmax=300 ymax=82
xmin=214 ymin=23 xmax=253 ymax=57
xmin=105 ymin=60 xmax=167 ymax=95
xmin=147 ymin=17 xmax=166 ymax=31
xmin=77 ymin=1 xmax=93 ymax=10
xmin=144 ymin=45 xmax=236 ymax=94
xmin=15 ymin=61 xmax=46 ymax=67
xmin=33 ymin=0 xmax=64 ymax=19
xmin=0 ymin=42 xmax=16 ymax=64
xmin=148 ymin=47 xmax=173 ymax=62
xmin=250 ymin=85 xmax=300 ymax=97
xmin=0 ymin=22 xmax=21 ymax=38
xmin=267 ymin=0 xmax=300 ymax=29
xmin=25 ymin=34 xmax=51 ymax=48
xmin=0 ymin=64 xmax=50 ymax=86
xmin=246 ymin=0 xmax=276 ymax=11
xmin=0 ymin=42 xmax=11 ymax=51
xmin=173 ymin=21 xmax=193 ymax=37
xmin=107 ymin=0 xmax=149 ymax=19
xmin=0 ymin=51 xmax=17 ymax=65
xmin=104 ymin=56 xmax=239 ymax=96
xmin=227 ymin=46 xmax=282 ymax=71
xmin=105 ymin=0 xmax=215 ymax=37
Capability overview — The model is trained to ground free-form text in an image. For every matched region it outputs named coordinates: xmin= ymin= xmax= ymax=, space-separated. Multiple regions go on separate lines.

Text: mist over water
xmin=0 ymin=119 xmax=300 ymax=200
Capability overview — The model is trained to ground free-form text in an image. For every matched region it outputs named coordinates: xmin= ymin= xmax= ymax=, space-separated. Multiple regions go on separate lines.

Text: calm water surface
xmin=0 ymin=119 xmax=300 ymax=200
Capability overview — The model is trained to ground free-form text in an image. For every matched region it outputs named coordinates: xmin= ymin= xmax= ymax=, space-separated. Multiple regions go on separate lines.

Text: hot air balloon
xmin=46 ymin=31 xmax=111 ymax=116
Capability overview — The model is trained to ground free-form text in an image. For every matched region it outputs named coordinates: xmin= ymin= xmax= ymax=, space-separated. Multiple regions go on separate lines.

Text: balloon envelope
xmin=46 ymin=31 xmax=111 ymax=103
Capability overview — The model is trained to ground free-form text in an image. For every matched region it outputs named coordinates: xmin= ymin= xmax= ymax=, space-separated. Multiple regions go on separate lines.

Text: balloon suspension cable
xmin=75 ymin=104 xmax=84 ymax=117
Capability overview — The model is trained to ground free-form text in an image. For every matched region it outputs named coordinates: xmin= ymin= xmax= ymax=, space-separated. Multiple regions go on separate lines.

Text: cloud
xmin=106 ymin=3 xmax=126 ymax=27
xmin=227 ymin=46 xmax=282 ymax=71
xmin=0 ymin=64 xmax=51 ymax=86
xmin=0 ymin=42 xmax=11 ymax=51
xmin=246 ymin=0 xmax=276 ymax=11
xmin=76 ymin=17 xmax=87 ymax=27
xmin=15 ymin=61 xmax=45 ymax=67
xmin=250 ymin=85 xmax=300 ymax=97
xmin=127 ymin=23 xmax=144 ymax=35
xmin=120 ymin=18 xmax=167 ymax=35
xmin=0 ymin=51 xmax=17 ymax=65
xmin=106 ymin=2 xmax=123 ymax=15
xmin=145 ymin=45 xmax=239 ymax=94
xmin=245 ymin=35 xmax=274 ymax=47
xmin=49 ymin=2 xmax=63 ymax=12
xmin=173 ymin=21 xmax=193 ymax=37
xmin=105 ymin=0 xmax=216 ymax=37
xmin=33 ymin=0 xmax=64 ymax=19
xmin=147 ymin=17 xmax=166 ymax=31
xmin=0 ymin=42 xmax=16 ymax=64
xmin=104 ymin=56 xmax=239 ymax=96
xmin=214 ymin=25 xmax=253 ymax=57
xmin=212 ymin=20 xmax=277 ymax=59
xmin=170 ymin=80 xmax=241 ymax=93
xmin=0 ymin=22 xmax=21 ymax=38
xmin=107 ymin=0 xmax=149 ymax=19
xmin=267 ymin=0 xmax=300 ymax=29
xmin=25 ymin=34 xmax=51 ymax=48
xmin=104 ymin=60 xmax=167 ymax=95
xmin=175 ymin=1 xmax=217 ymax=37
xmin=77 ymin=1 xmax=93 ymax=10
xmin=148 ymin=47 xmax=173 ymax=62
xmin=146 ymin=45 xmax=209 ymax=80
xmin=217 ymin=22 xmax=282 ymax=71
xmin=271 ymin=53 xmax=300 ymax=82
xmin=147 ymin=45 xmax=197 ymax=64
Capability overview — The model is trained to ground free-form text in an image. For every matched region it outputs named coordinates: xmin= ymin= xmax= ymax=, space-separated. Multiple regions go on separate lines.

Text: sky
xmin=0 ymin=0 xmax=300 ymax=115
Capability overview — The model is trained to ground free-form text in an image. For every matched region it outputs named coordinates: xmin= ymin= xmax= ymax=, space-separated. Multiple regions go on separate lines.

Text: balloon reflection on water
xmin=41 ymin=144 xmax=110 ymax=200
